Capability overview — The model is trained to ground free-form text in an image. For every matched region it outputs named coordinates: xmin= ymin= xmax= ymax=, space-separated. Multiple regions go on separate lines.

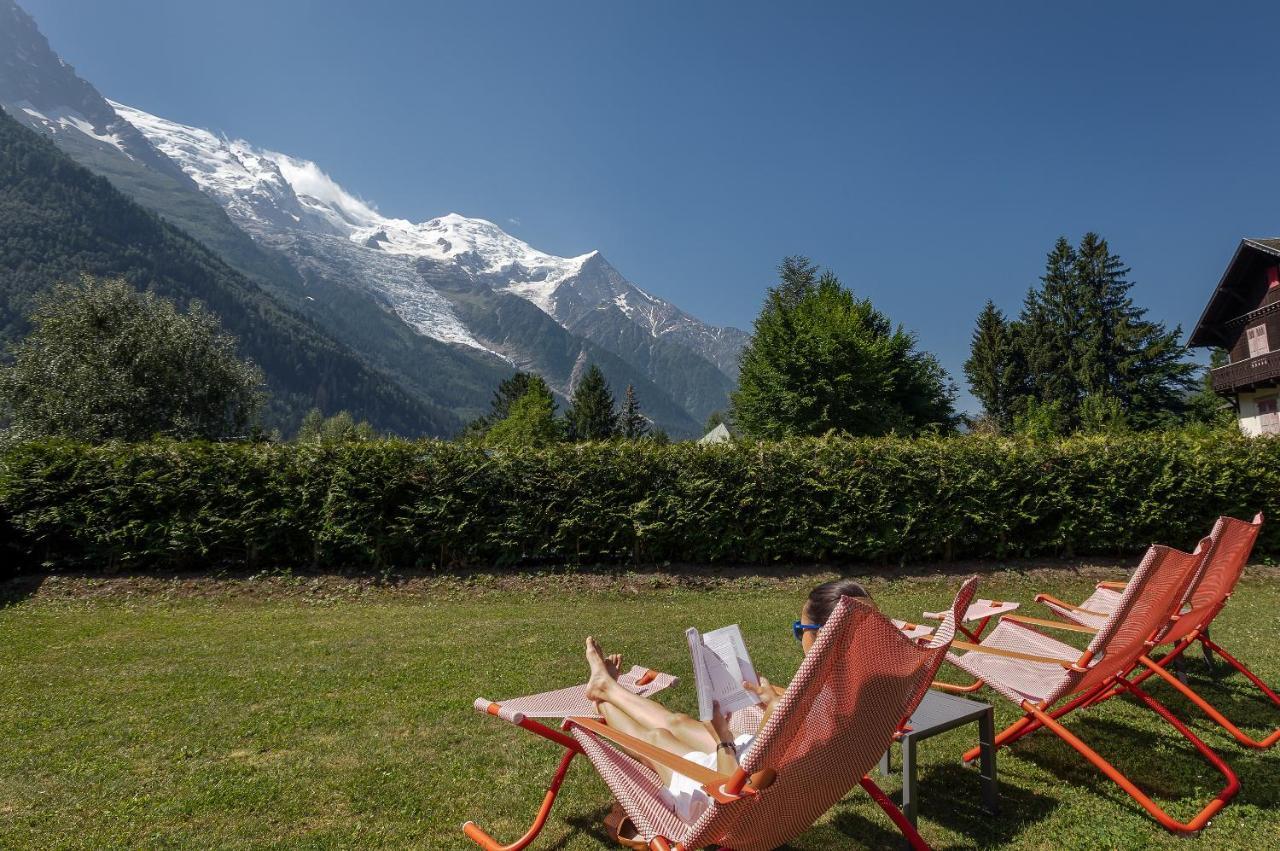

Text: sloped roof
xmin=697 ymin=423 xmax=732 ymax=445
xmin=1188 ymin=239 xmax=1280 ymax=348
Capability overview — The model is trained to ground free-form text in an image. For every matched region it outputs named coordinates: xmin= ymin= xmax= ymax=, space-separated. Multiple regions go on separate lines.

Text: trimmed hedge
xmin=0 ymin=433 xmax=1276 ymax=573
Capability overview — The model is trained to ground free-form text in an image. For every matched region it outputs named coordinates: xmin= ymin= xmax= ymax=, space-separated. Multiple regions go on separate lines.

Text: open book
xmin=686 ymin=624 xmax=760 ymax=722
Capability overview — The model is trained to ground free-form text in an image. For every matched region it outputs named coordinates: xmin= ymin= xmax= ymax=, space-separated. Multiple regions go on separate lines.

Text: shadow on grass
xmin=1002 ymin=701 xmax=1280 ymax=817
xmin=1144 ymin=668 xmax=1280 ymax=743
xmin=0 ymin=573 xmax=46 ymax=608
xmin=551 ymin=803 xmax=618 ymax=850
xmin=551 ymin=764 xmax=1060 ymax=850
xmin=912 ymin=761 xmax=1059 ymax=849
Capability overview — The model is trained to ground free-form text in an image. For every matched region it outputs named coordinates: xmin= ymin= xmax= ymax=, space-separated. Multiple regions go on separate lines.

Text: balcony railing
xmin=1211 ymin=353 xmax=1280 ymax=392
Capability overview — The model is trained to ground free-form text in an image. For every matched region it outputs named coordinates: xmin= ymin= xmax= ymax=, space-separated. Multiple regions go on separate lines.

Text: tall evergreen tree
xmin=619 ymin=384 xmax=649 ymax=440
xmin=963 ymin=300 xmax=1024 ymax=430
xmin=1020 ymin=236 xmax=1082 ymax=414
xmin=484 ymin=381 xmax=560 ymax=448
xmin=1013 ymin=233 xmax=1196 ymax=431
xmin=773 ymin=255 xmax=821 ymax=308
xmin=565 ymin=364 xmax=618 ymax=440
xmin=466 ymin=371 xmax=552 ymax=435
xmin=731 ymin=257 xmax=956 ymax=438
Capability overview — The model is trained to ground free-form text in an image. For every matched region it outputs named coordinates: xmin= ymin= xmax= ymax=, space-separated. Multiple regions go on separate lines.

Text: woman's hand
xmin=705 ymin=700 xmax=735 ymax=744
xmin=743 ymin=676 xmax=781 ymax=714
xmin=705 ymin=701 xmax=740 ymax=773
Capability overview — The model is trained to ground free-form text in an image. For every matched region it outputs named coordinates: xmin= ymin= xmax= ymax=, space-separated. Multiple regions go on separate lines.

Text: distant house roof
xmin=697 ymin=423 xmax=732 ymax=445
xmin=1189 ymin=238 xmax=1280 ymax=348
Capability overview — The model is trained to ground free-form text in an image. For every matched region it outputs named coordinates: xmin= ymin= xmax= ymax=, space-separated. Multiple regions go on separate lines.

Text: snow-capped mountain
xmin=0 ymin=0 xmax=743 ymax=434
xmin=112 ymin=102 xmax=747 ymax=388
xmin=0 ymin=1 xmax=187 ymax=183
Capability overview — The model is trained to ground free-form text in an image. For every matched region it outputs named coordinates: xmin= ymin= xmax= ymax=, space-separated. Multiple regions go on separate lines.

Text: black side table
xmin=878 ymin=690 xmax=998 ymax=827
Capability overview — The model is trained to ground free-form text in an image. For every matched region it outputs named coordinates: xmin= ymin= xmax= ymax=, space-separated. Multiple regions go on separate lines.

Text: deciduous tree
xmin=0 ymin=276 xmax=263 ymax=441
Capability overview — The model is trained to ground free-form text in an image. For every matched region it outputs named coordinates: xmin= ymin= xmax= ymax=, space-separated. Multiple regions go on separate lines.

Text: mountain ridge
xmin=0 ymin=0 xmax=745 ymax=436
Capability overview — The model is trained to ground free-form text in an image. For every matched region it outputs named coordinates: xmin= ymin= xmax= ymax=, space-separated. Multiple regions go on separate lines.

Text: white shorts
xmin=657 ymin=733 xmax=755 ymax=823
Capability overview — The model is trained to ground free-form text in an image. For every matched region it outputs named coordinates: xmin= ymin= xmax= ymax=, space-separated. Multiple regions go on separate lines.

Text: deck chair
xmin=464 ymin=577 xmax=976 ymax=851
xmin=1037 ymin=514 xmax=1278 ymax=749
xmin=945 ymin=541 xmax=1240 ymax=834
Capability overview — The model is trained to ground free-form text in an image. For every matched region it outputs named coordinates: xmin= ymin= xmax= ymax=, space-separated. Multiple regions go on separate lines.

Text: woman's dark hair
xmin=806 ymin=578 xmax=871 ymax=625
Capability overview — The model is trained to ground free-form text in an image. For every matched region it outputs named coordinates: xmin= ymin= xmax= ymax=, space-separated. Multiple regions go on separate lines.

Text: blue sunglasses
xmin=792 ymin=620 xmax=821 ymax=641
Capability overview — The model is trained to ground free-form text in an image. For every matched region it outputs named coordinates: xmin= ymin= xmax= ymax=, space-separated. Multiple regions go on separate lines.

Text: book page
xmin=689 ymin=624 xmax=760 ymax=721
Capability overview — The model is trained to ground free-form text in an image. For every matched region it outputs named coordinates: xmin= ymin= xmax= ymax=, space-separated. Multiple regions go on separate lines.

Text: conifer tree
xmin=619 ymin=384 xmax=649 ymax=439
xmin=1020 ymin=236 xmax=1082 ymax=414
xmin=731 ymin=257 xmax=956 ymax=438
xmin=963 ymin=300 xmax=1024 ymax=430
xmin=1010 ymin=233 xmax=1196 ymax=432
xmin=484 ymin=382 xmax=560 ymax=448
xmin=466 ymin=371 xmax=552 ymax=436
xmin=565 ymin=364 xmax=618 ymax=440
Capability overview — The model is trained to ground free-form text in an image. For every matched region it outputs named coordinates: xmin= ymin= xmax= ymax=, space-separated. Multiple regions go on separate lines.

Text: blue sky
xmin=20 ymin=1 xmax=1280 ymax=411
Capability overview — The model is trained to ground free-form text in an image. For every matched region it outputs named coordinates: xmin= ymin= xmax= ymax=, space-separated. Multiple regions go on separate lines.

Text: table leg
xmin=978 ymin=706 xmax=998 ymax=815
xmin=900 ymin=735 xmax=918 ymax=827
xmin=879 ymin=747 xmax=891 ymax=776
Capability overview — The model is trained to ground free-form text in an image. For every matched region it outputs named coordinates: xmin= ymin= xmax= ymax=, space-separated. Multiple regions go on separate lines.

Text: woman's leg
xmin=585 ymin=637 xmax=718 ymax=754
xmin=596 ymin=701 xmax=683 ymax=786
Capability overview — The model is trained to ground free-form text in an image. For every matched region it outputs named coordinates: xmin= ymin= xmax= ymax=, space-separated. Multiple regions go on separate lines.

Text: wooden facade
xmin=1190 ymin=239 xmax=1280 ymax=435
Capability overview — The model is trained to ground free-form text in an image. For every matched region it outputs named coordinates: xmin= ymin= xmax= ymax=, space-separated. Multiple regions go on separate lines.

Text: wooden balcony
xmin=1211 ymin=353 xmax=1280 ymax=393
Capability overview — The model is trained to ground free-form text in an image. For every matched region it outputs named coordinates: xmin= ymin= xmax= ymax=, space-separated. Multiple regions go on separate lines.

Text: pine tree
xmin=484 ymin=382 xmax=560 ymax=448
xmin=1013 ymin=233 xmax=1196 ymax=432
xmin=963 ymin=301 xmax=1024 ymax=430
xmin=565 ymin=364 xmax=618 ymax=441
xmin=1020 ymin=236 xmax=1082 ymax=415
xmin=773 ymin=255 xmax=821 ymax=308
xmin=1073 ymin=234 xmax=1196 ymax=428
xmin=619 ymin=384 xmax=649 ymax=439
xmin=466 ymin=371 xmax=552 ymax=436
xmin=731 ymin=257 xmax=956 ymax=438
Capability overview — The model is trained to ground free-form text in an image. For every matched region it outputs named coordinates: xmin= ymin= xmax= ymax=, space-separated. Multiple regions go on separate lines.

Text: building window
xmin=1259 ymin=397 xmax=1279 ymax=435
xmin=1247 ymin=324 xmax=1270 ymax=358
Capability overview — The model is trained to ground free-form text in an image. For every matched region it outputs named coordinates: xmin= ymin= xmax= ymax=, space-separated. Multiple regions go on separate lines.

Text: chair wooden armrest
xmin=951 ymin=639 xmax=1077 ymax=668
xmin=570 ymin=716 xmax=729 ymax=786
xmin=1033 ymin=593 xmax=1110 ymax=618
xmin=1096 ymin=580 xmax=1127 ymax=591
xmin=1003 ymin=614 xmax=1099 ymax=634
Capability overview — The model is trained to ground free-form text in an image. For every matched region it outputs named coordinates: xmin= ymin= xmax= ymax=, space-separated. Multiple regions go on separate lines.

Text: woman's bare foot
xmin=606 ymin=653 xmax=624 ymax=679
xmin=585 ymin=637 xmax=617 ymax=702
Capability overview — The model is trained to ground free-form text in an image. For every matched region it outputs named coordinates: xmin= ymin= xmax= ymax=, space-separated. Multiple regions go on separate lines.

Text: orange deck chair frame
xmin=464 ymin=578 xmax=976 ymax=851
xmin=1036 ymin=513 xmax=1278 ymax=749
xmin=945 ymin=542 xmax=1239 ymax=834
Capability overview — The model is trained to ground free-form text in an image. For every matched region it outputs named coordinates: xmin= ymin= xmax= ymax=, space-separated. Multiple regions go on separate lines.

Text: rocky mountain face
xmin=0 ymin=0 xmax=746 ymax=436
xmin=0 ymin=106 xmax=459 ymax=436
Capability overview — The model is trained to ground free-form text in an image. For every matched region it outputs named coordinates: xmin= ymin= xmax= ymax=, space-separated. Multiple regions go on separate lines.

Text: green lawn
xmin=1 ymin=566 xmax=1278 ymax=850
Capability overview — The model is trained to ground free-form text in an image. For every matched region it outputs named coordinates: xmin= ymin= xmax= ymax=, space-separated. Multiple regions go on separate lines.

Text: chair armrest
xmin=1096 ymin=580 xmax=1127 ymax=591
xmin=1003 ymin=614 xmax=1099 ymax=634
xmin=569 ymin=717 xmax=732 ymax=787
xmin=1033 ymin=593 xmax=1109 ymax=618
xmin=569 ymin=716 xmax=775 ymax=800
xmin=951 ymin=639 xmax=1077 ymax=668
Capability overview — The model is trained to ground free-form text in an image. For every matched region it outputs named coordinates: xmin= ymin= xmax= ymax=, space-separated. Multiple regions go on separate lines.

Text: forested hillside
xmin=0 ymin=107 xmax=457 ymax=435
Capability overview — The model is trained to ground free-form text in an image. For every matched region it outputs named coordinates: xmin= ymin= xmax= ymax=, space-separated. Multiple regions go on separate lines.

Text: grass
xmin=1 ymin=565 xmax=1278 ymax=849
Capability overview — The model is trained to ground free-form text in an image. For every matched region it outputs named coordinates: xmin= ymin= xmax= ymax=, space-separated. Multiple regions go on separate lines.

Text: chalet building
xmin=1190 ymin=238 xmax=1280 ymax=435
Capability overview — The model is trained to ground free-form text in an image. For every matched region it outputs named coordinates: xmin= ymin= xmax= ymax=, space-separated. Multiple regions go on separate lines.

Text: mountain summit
xmin=111 ymin=102 xmax=748 ymax=405
xmin=0 ymin=0 xmax=744 ymax=434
